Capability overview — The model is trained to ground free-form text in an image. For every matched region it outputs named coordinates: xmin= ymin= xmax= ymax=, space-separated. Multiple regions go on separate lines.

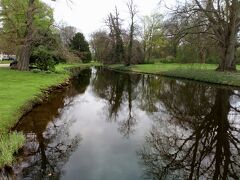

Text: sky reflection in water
xmin=14 ymin=67 xmax=240 ymax=180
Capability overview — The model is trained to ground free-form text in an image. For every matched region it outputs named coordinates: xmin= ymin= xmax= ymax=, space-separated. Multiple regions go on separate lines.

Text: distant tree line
xmin=90 ymin=0 xmax=240 ymax=71
xmin=0 ymin=0 xmax=239 ymax=72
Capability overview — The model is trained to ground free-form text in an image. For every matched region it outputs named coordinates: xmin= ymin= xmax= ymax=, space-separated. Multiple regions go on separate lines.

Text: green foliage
xmin=30 ymin=27 xmax=67 ymax=70
xmin=31 ymin=46 xmax=56 ymax=71
xmin=143 ymin=60 xmax=155 ymax=64
xmin=0 ymin=0 xmax=54 ymax=53
xmin=69 ymin=32 xmax=92 ymax=62
xmin=70 ymin=33 xmax=89 ymax=52
xmin=81 ymin=52 xmax=92 ymax=63
xmin=176 ymin=45 xmax=199 ymax=63
xmin=206 ymin=55 xmax=219 ymax=64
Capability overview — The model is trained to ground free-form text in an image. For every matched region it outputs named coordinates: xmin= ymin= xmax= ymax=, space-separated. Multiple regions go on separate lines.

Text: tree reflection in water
xmin=138 ymin=80 xmax=240 ymax=180
xmin=92 ymin=68 xmax=141 ymax=138
xmin=12 ymin=69 xmax=92 ymax=179
xmin=6 ymin=68 xmax=240 ymax=179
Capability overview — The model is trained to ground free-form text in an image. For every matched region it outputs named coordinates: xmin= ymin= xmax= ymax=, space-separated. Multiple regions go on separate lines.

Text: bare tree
xmin=126 ymin=0 xmax=137 ymax=66
xmin=196 ymin=0 xmax=240 ymax=71
xmin=174 ymin=0 xmax=240 ymax=71
xmin=59 ymin=24 xmax=76 ymax=47
xmin=105 ymin=7 xmax=125 ymax=64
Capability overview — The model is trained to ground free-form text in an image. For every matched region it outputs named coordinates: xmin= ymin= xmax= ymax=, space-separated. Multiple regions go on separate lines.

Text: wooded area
xmin=0 ymin=0 xmax=239 ymax=71
xmin=90 ymin=0 xmax=240 ymax=71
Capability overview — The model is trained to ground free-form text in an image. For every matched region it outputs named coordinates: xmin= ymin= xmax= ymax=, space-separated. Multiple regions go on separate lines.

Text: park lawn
xmin=108 ymin=63 xmax=240 ymax=87
xmin=0 ymin=62 xmax=99 ymax=167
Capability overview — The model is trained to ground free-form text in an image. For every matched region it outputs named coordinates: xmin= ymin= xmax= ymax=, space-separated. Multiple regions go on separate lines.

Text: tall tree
xmin=177 ymin=0 xmax=240 ymax=71
xmin=141 ymin=13 xmax=165 ymax=60
xmin=126 ymin=0 xmax=137 ymax=66
xmin=90 ymin=30 xmax=110 ymax=62
xmin=59 ymin=24 xmax=76 ymax=48
xmin=0 ymin=0 xmax=54 ymax=71
xmin=17 ymin=0 xmax=35 ymax=71
xmin=106 ymin=8 xmax=125 ymax=64
xmin=70 ymin=32 xmax=91 ymax=62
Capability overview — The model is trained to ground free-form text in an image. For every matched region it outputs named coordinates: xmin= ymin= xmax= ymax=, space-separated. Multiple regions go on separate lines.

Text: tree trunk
xmin=216 ymin=1 xmax=238 ymax=72
xmin=17 ymin=44 xmax=32 ymax=71
xmin=217 ymin=41 xmax=237 ymax=72
xmin=126 ymin=26 xmax=134 ymax=66
xmin=199 ymin=47 xmax=206 ymax=64
xmin=172 ymin=40 xmax=178 ymax=58
xmin=17 ymin=0 xmax=35 ymax=71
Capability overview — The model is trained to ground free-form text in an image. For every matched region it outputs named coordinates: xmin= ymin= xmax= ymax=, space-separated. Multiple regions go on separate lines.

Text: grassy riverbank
xmin=108 ymin=63 xmax=240 ymax=87
xmin=0 ymin=62 xmax=98 ymax=167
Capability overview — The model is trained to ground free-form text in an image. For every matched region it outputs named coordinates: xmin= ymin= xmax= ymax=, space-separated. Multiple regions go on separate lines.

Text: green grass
xmin=0 ymin=62 xmax=99 ymax=167
xmin=0 ymin=60 xmax=11 ymax=64
xmin=108 ymin=63 xmax=240 ymax=87
xmin=55 ymin=62 xmax=101 ymax=73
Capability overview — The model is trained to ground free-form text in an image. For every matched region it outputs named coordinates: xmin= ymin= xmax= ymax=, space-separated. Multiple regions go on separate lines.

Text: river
xmin=12 ymin=67 xmax=240 ymax=179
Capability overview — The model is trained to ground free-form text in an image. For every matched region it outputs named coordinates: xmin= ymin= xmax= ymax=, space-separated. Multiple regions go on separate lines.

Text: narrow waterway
xmin=13 ymin=67 xmax=240 ymax=179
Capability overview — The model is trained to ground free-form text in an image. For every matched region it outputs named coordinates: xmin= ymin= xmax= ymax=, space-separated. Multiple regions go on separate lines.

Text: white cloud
xmin=43 ymin=0 xmax=163 ymax=38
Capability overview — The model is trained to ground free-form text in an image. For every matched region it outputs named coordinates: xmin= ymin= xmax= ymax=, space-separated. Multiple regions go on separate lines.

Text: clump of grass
xmin=0 ymin=132 xmax=25 ymax=167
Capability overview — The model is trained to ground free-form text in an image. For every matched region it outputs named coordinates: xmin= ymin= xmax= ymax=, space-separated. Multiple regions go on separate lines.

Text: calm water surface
xmin=13 ymin=67 xmax=240 ymax=179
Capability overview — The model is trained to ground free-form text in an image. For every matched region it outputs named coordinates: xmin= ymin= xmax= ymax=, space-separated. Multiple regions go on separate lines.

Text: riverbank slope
xmin=108 ymin=63 xmax=240 ymax=87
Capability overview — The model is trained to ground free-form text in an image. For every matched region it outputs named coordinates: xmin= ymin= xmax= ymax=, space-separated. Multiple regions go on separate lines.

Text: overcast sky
xmin=43 ymin=0 xmax=172 ymax=38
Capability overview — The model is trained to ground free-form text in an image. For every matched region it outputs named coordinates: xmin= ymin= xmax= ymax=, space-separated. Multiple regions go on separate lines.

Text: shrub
xmin=31 ymin=69 xmax=42 ymax=73
xmin=143 ymin=60 xmax=154 ymax=64
xmin=31 ymin=46 xmax=56 ymax=71
xmin=81 ymin=52 xmax=92 ymax=63
xmin=165 ymin=56 xmax=175 ymax=63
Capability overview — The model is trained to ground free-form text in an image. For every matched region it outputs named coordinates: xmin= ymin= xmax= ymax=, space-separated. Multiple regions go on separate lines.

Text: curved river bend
xmin=12 ymin=67 xmax=240 ymax=180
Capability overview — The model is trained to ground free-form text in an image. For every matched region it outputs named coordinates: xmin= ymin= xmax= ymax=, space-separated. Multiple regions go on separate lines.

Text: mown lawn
xmin=108 ymin=63 xmax=240 ymax=87
xmin=0 ymin=62 xmax=99 ymax=167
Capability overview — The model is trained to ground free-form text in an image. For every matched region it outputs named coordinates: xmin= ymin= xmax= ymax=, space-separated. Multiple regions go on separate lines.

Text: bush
xmin=71 ymin=50 xmax=92 ymax=63
xmin=143 ymin=60 xmax=155 ymax=64
xmin=31 ymin=46 xmax=56 ymax=71
xmin=81 ymin=52 xmax=92 ymax=63
xmin=165 ymin=56 xmax=175 ymax=63
xmin=31 ymin=69 xmax=42 ymax=73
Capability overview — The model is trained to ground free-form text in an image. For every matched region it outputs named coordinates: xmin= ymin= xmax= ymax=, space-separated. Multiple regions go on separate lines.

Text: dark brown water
xmin=13 ymin=67 xmax=240 ymax=180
